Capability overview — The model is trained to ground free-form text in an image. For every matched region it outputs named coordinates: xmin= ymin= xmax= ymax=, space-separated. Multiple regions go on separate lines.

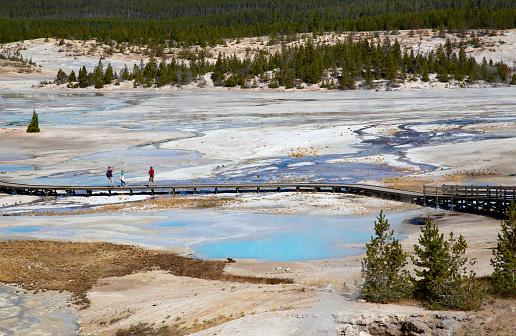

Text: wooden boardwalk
xmin=423 ymin=185 xmax=516 ymax=218
xmin=1 ymin=180 xmax=514 ymax=217
xmin=0 ymin=179 xmax=423 ymax=201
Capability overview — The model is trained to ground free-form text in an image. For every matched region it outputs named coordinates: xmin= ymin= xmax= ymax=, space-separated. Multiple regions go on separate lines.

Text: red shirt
xmin=148 ymin=169 xmax=154 ymax=177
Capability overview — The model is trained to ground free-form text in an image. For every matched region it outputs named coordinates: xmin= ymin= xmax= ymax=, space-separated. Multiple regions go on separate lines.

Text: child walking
xmin=120 ymin=169 xmax=126 ymax=186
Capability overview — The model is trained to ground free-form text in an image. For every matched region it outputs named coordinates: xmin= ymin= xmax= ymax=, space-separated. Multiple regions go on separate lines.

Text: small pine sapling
xmin=26 ymin=109 xmax=40 ymax=133
xmin=361 ymin=210 xmax=412 ymax=303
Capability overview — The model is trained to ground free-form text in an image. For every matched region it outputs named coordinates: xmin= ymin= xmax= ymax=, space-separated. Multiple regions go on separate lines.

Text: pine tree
xmin=55 ymin=68 xmax=68 ymax=84
xmin=156 ymin=61 xmax=169 ymax=87
xmin=412 ymin=217 xmax=483 ymax=310
xmin=103 ymin=63 xmax=114 ymax=84
xmin=421 ymin=63 xmax=430 ymax=82
xmin=93 ymin=59 xmax=104 ymax=88
xmin=339 ymin=71 xmax=355 ymax=90
xmin=121 ymin=64 xmax=129 ymax=81
xmin=364 ymin=66 xmax=375 ymax=88
xmin=361 ymin=211 xmax=412 ymax=303
xmin=78 ymin=66 xmax=88 ymax=88
xmin=68 ymin=70 xmax=77 ymax=83
xmin=26 ymin=109 xmax=40 ymax=133
xmin=491 ymin=201 xmax=516 ymax=297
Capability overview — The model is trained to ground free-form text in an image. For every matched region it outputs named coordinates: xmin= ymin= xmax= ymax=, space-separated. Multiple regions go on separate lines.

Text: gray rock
xmin=367 ymin=323 xmax=384 ymax=335
xmin=406 ymin=318 xmax=432 ymax=334
xmin=436 ymin=319 xmax=461 ymax=331
xmin=453 ymin=314 xmax=468 ymax=321
xmin=356 ymin=319 xmax=367 ymax=326
xmin=467 ymin=315 xmax=477 ymax=320
xmin=436 ymin=312 xmax=455 ymax=320
xmin=383 ymin=323 xmax=403 ymax=336
xmin=341 ymin=324 xmax=360 ymax=336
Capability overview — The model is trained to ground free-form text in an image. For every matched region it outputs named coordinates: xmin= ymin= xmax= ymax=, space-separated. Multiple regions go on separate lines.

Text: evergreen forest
xmin=2 ymin=0 xmax=516 ymax=90
xmin=55 ymin=35 xmax=515 ymax=90
xmin=0 ymin=0 xmax=515 ymax=45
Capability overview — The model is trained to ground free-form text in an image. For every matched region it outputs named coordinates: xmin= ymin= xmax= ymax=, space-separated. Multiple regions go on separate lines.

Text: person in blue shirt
xmin=120 ymin=169 xmax=126 ymax=186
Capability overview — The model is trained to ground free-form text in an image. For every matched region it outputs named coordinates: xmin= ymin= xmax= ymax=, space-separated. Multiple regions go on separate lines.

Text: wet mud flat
xmin=2 ymin=88 xmax=516 ymax=187
xmin=0 ymin=284 xmax=78 ymax=335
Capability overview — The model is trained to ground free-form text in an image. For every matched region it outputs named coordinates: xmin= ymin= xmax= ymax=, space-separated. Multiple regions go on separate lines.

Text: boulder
xmin=404 ymin=318 xmax=432 ymax=334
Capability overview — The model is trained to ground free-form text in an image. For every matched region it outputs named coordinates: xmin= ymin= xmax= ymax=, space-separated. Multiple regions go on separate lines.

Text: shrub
xmin=26 ymin=109 xmax=40 ymax=133
xmin=55 ymin=68 xmax=68 ymax=84
xmin=412 ymin=217 xmax=483 ymax=310
xmin=491 ymin=201 xmax=516 ymax=297
xmin=361 ymin=211 xmax=412 ymax=303
xmin=268 ymin=80 xmax=279 ymax=88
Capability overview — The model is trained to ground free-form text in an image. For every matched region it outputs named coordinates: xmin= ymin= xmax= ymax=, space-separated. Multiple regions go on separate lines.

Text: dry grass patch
xmin=288 ymin=145 xmax=320 ymax=158
xmin=0 ymin=59 xmax=39 ymax=74
xmin=379 ymin=168 xmax=500 ymax=192
xmin=454 ymin=298 xmax=516 ymax=336
xmin=378 ymin=174 xmax=469 ymax=192
xmin=0 ymin=240 xmax=293 ymax=308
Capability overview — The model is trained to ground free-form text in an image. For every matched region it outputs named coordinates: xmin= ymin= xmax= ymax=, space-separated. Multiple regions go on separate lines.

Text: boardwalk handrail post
xmin=464 ymin=185 xmax=468 ymax=211
xmin=488 ymin=186 xmax=491 ymax=214
xmin=496 ymin=186 xmax=499 ymax=214
xmin=476 ymin=186 xmax=479 ymax=213
xmin=436 ymin=186 xmax=439 ymax=208
xmin=451 ymin=186 xmax=454 ymax=210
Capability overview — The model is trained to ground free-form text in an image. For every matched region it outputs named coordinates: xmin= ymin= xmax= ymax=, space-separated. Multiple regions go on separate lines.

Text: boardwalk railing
xmin=423 ymin=185 xmax=516 ymax=217
xmin=1 ymin=179 xmax=514 ymax=218
xmin=0 ymin=179 xmax=423 ymax=203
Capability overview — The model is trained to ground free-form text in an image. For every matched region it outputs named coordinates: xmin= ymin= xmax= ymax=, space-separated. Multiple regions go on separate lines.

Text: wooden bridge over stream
xmin=0 ymin=180 xmax=514 ymax=218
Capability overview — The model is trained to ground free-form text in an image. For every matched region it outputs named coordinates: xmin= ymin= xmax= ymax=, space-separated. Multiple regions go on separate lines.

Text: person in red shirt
xmin=148 ymin=166 xmax=156 ymax=186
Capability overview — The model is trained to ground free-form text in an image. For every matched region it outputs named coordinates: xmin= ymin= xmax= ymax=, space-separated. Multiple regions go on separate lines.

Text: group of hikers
xmin=105 ymin=166 xmax=156 ymax=187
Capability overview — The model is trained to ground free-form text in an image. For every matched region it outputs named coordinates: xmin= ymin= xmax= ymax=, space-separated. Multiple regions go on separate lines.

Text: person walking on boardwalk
xmin=148 ymin=166 xmax=156 ymax=186
xmin=120 ymin=169 xmax=126 ymax=186
xmin=106 ymin=166 xmax=113 ymax=187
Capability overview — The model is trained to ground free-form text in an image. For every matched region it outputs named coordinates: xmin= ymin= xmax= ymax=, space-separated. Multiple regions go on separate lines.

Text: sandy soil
xmin=407 ymin=136 xmax=516 ymax=177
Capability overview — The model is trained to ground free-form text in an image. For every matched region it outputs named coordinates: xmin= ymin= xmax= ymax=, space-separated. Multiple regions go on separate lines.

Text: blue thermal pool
xmin=0 ymin=209 xmax=429 ymax=261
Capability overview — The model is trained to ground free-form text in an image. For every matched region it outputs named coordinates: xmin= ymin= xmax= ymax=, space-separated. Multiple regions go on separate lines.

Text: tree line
xmin=361 ymin=202 xmax=516 ymax=311
xmin=0 ymin=0 xmax=514 ymax=20
xmin=1 ymin=5 xmax=515 ymax=45
xmin=54 ymin=36 xmax=516 ymax=90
